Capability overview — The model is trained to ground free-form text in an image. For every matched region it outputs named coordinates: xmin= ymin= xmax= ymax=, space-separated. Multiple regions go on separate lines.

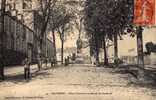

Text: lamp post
xmin=0 ymin=0 xmax=6 ymax=80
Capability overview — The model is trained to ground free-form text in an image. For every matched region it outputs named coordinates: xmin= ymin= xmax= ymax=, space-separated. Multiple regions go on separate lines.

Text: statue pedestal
xmin=75 ymin=53 xmax=84 ymax=64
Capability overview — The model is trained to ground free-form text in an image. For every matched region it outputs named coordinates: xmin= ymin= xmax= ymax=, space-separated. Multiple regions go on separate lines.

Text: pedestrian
xmin=51 ymin=58 xmax=55 ymax=67
xmin=65 ymin=56 xmax=69 ymax=66
xmin=37 ymin=56 xmax=42 ymax=71
xmin=23 ymin=58 xmax=31 ymax=80
xmin=71 ymin=53 xmax=76 ymax=61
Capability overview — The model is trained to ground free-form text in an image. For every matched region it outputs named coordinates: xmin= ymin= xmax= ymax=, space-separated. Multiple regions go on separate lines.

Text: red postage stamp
xmin=134 ymin=0 xmax=155 ymax=25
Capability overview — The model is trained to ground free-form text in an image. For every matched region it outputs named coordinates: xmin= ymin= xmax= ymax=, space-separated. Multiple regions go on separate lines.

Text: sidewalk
xmin=2 ymin=63 xmax=54 ymax=82
xmin=116 ymin=64 xmax=156 ymax=85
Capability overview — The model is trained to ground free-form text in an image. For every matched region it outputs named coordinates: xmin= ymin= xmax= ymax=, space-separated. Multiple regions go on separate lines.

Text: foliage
xmin=145 ymin=42 xmax=156 ymax=54
xmin=48 ymin=2 xmax=76 ymax=64
xmin=37 ymin=0 xmax=57 ymax=37
xmin=84 ymin=0 xmax=133 ymax=42
xmin=53 ymin=5 xmax=75 ymax=42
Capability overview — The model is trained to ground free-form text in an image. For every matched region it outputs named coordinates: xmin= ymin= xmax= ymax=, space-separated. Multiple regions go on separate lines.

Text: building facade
xmin=0 ymin=0 xmax=55 ymax=65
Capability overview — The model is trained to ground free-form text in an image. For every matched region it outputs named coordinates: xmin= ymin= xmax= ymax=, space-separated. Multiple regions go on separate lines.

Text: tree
xmin=48 ymin=3 xmax=72 ymax=64
xmin=84 ymin=0 xmax=111 ymax=65
xmin=145 ymin=42 xmax=156 ymax=54
xmin=84 ymin=0 xmax=133 ymax=66
xmin=0 ymin=0 xmax=6 ymax=80
xmin=84 ymin=0 xmax=100 ymax=65
xmin=108 ymin=0 xmax=133 ymax=65
xmin=36 ymin=0 xmax=57 ymax=70
xmin=48 ymin=5 xmax=63 ymax=64
xmin=52 ymin=4 xmax=75 ymax=64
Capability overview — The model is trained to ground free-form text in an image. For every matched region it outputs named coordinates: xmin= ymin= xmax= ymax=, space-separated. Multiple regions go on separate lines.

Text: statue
xmin=76 ymin=37 xmax=83 ymax=53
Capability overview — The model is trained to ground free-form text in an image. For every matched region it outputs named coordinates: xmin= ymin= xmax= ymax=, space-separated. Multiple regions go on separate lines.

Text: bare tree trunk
xmin=61 ymin=40 xmax=64 ymax=64
xmin=52 ymin=30 xmax=57 ymax=63
xmin=37 ymin=12 xmax=50 ymax=70
xmin=136 ymin=26 xmax=144 ymax=80
xmin=114 ymin=33 xmax=118 ymax=66
xmin=95 ymin=35 xmax=99 ymax=66
xmin=0 ymin=0 xmax=6 ymax=80
xmin=103 ymin=36 xmax=108 ymax=65
xmin=37 ymin=40 xmax=42 ymax=71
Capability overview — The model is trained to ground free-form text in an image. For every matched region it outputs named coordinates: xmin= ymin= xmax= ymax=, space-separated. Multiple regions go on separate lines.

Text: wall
xmin=107 ymin=27 xmax=156 ymax=65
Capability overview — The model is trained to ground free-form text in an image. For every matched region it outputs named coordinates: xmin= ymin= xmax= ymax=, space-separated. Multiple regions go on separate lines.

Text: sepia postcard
xmin=0 ymin=0 xmax=156 ymax=100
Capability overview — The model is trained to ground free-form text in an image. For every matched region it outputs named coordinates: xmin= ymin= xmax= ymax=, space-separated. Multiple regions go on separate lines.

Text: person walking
xmin=23 ymin=58 xmax=31 ymax=80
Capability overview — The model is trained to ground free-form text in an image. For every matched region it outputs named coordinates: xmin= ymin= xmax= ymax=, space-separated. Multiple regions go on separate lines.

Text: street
xmin=0 ymin=64 xmax=156 ymax=100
